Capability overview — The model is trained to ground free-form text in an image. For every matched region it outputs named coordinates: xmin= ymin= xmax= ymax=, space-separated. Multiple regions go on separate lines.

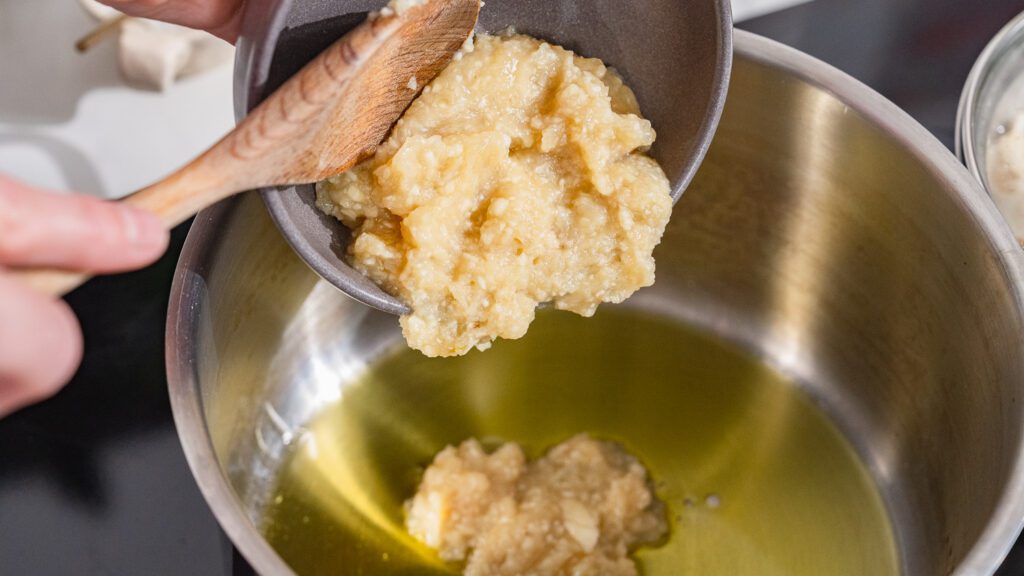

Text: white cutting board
xmin=0 ymin=0 xmax=235 ymax=199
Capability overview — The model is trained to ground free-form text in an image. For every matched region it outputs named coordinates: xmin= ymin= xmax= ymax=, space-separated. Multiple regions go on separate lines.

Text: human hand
xmin=99 ymin=0 xmax=248 ymax=42
xmin=0 ymin=177 xmax=168 ymax=418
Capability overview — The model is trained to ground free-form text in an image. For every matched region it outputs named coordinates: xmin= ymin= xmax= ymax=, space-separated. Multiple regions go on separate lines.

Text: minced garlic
xmin=317 ymin=34 xmax=672 ymax=356
xmin=404 ymin=435 xmax=668 ymax=576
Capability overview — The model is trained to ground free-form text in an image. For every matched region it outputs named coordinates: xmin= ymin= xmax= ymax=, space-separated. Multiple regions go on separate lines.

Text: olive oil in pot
xmin=261 ymin=309 xmax=900 ymax=575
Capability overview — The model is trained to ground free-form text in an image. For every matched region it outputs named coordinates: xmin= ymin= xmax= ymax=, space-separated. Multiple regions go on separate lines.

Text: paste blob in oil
xmin=405 ymin=435 xmax=668 ymax=576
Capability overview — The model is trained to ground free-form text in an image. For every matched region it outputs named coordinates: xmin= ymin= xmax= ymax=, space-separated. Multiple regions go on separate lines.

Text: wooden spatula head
xmin=233 ymin=0 xmax=482 ymax=189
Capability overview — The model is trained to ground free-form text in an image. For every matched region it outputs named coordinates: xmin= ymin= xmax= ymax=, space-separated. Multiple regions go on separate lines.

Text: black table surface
xmin=4 ymin=0 xmax=1024 ymax=574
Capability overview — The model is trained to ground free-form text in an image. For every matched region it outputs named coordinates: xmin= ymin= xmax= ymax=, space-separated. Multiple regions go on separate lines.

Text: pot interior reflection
xmin=258 ymin=308 xmax=899 ymax=575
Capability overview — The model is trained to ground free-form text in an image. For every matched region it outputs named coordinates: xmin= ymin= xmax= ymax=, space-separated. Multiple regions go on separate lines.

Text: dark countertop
xmin=2 ymin=0 xmax=1024 ymax=574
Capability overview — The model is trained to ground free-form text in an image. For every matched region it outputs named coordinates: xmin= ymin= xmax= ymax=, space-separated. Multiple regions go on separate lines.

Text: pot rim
xmin=167 ymin=29 xmax=1024 ymax=576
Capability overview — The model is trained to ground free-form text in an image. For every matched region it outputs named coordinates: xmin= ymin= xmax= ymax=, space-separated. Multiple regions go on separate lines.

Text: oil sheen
xmin=260 ymin=309 xmax=900 ymax=575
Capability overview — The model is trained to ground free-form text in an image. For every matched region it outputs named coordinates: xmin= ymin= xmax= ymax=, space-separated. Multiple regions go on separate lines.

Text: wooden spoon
xmin=16 ymin=0 xmax=480 ymax=296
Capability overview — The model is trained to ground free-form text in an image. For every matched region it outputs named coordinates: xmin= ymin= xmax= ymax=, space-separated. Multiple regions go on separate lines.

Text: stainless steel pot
xmin=168 ymin=30 xmax=1024 ymax=576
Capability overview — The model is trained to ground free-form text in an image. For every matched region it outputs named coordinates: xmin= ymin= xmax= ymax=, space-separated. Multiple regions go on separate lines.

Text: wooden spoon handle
xmin=9 ymin=0 xmax=479 ymax=297
xmin=11 ymin=269 xmax=92 ymax=298
xmin=10 ymin=14 xmax=409 ymax=297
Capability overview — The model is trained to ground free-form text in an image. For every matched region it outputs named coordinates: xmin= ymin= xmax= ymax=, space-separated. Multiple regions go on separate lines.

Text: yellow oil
xmin=261 ymin=309 xmax=900 ymax=575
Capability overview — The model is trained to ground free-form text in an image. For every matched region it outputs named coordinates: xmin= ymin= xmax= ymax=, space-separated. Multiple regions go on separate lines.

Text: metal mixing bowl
xmin=957 ymin=10 xmax=1024 ymax=193
xmin=956 ymin=10 xmax=1024 ymax=241
xmin=169 ymin=31 xmax=1024 ymax=576
xmin=239 ymin=0 xmax=732 ymax=315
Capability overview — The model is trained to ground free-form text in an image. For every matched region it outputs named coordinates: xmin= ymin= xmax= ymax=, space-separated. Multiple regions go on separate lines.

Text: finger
xmin=0 ymin=177 xmax=169 ymax=273
xmin=99 ymin=0 xmax=247 ymax=43
xmin=0 ymin=273 xmax=83 ymax=418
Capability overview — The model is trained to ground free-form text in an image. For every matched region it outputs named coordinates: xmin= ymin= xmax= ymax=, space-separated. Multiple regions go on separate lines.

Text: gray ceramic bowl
xmin=236 ymin=0 xmax=733 ymax=314
xmin=169 ymin=28 xmax=1024 ymax=576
